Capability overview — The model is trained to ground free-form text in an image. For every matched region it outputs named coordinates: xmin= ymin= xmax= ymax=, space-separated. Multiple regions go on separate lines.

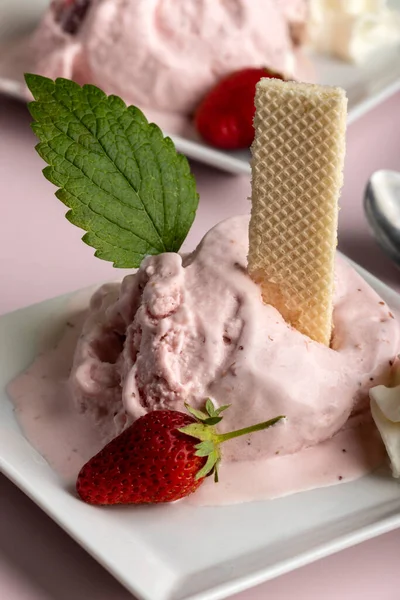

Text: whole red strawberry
xmin=76 ymin=399 xmax=284 ymax=505
xmin=194 ymin=67 xmax=284 ymax=150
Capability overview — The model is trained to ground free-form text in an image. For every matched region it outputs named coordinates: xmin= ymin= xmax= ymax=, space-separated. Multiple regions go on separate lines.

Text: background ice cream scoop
xmin=30 ymin=0 xmax=308 ymax=122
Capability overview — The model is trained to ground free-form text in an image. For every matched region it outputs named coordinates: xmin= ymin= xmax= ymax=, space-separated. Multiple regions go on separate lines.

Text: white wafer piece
xmin=248 ymin=79 xmax=347 ymax=346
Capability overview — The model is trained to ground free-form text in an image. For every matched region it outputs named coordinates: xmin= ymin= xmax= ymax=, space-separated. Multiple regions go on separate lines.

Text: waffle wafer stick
xmin=248 ymin=79 xmax=347 ymax=346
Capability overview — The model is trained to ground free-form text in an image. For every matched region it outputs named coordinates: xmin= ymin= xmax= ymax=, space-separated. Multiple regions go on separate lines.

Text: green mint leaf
xmin=25 ymin=74 xmax=199 ymax=268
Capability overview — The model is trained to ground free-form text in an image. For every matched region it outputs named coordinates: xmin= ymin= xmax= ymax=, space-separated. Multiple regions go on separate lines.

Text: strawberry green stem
xmin=214 ymin=415 xmax=285 ymax=444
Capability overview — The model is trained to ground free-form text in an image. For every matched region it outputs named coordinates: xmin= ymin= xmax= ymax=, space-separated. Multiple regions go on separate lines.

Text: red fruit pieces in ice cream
xmin=52 ymin=0 xmax=91 ymax=35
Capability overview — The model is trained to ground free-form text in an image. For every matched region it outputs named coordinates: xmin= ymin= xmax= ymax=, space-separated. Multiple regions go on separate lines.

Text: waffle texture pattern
xmin=248 ymin=79 xmax=347 ymax=346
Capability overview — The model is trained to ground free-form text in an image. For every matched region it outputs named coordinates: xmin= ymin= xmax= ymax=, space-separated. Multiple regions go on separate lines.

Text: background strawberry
xmin=76 ymin=399 xmax=284 ymax=505
xmin=194 ymin=67 xmax=284 ymax=150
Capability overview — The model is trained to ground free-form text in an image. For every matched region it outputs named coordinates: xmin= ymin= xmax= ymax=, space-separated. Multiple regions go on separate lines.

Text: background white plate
xmin=1 ymin=0 xmax=400 ymax=174
xmin=1 ymin=258 xmax=400 ymax=600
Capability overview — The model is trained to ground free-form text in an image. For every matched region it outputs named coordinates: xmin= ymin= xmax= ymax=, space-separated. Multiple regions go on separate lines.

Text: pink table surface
xmin=1 ymin=91 xmax=400 ymax=600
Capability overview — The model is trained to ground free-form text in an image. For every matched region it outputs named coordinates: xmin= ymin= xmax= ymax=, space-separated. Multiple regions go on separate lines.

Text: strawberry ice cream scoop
xmin=70 ymin=215 xmax=400 ymax=462
xmin=30 ymin=0 xmax=306 ymax=122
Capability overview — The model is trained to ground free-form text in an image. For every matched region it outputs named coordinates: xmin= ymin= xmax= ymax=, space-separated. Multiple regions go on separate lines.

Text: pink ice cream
xmin=8 ymin=215 xmax=400 ymax=504
xmin=71 ymin=215 xmax=398 ymax=460
xmin=30 ymin=0 xmax=309 ymax=131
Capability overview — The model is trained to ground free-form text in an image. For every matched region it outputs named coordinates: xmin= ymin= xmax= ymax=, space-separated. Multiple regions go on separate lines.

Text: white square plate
xmin=1 ymin=258 xmax=400 ymax=600
xmin=1 ymin=0 xmax=400 ymax=174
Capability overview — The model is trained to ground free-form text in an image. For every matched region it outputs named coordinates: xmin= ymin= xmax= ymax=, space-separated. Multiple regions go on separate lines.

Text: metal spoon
xmin=364 ymin=169 xmax=400 ymax=268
